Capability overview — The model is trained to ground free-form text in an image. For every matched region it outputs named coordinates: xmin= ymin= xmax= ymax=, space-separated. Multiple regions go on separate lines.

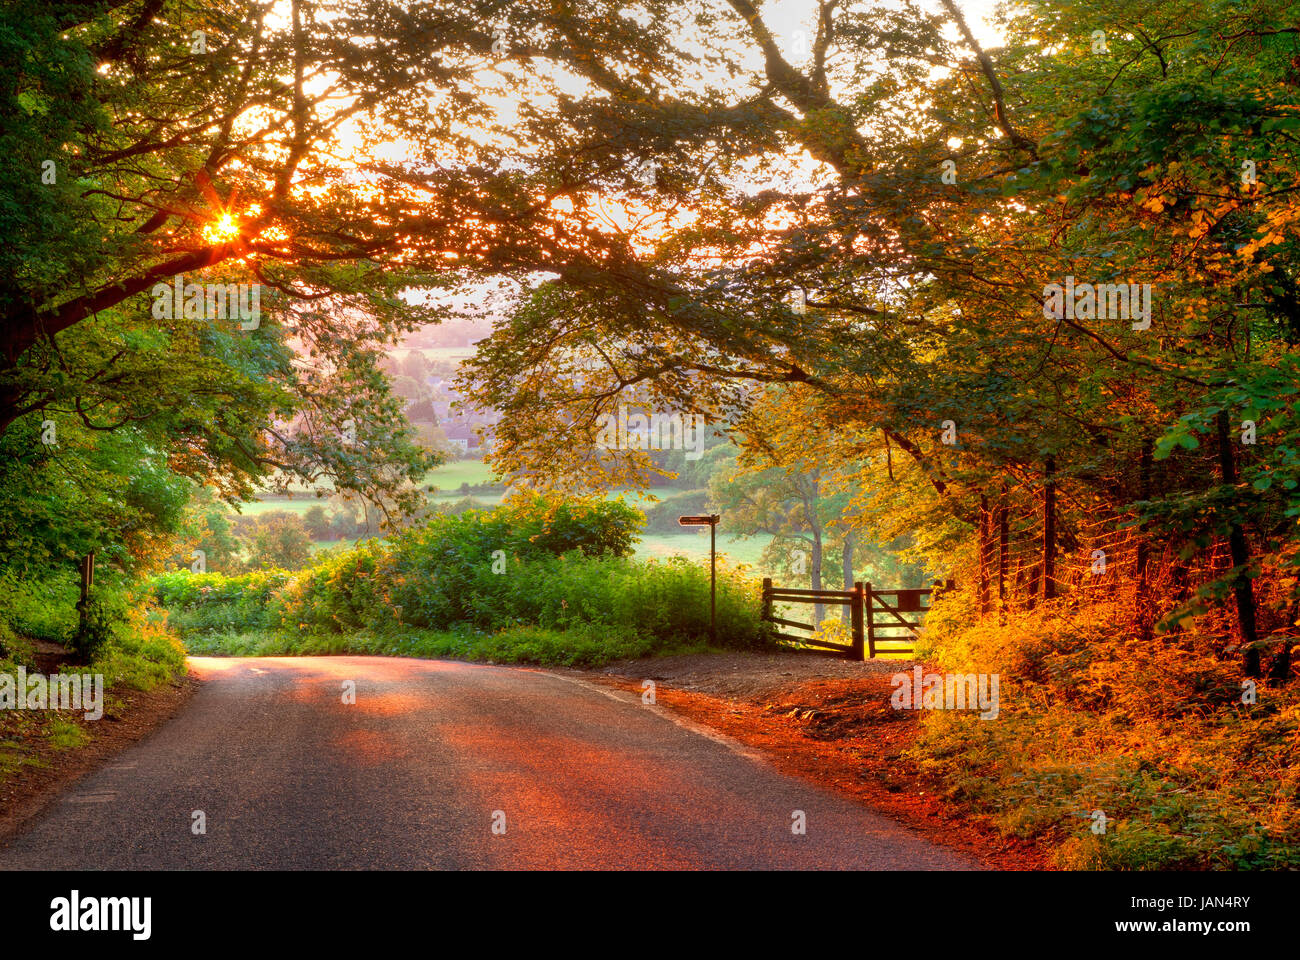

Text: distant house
xmin=443 ymin=422 xmax=476 ymax=454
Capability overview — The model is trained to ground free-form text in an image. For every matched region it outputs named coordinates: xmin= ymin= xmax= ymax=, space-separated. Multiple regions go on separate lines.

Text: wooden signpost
xmin=678 ymin=514 xmax=720 ymax=642
xmin=77 ymin=551 xmax=95 ymax=633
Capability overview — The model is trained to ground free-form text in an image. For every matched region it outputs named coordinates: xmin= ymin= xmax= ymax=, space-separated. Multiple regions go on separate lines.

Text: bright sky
xmin=761 ymin=0 xmax=1004 ymax=47
xmin=223 ymin=1 xmax=1011 ymax=314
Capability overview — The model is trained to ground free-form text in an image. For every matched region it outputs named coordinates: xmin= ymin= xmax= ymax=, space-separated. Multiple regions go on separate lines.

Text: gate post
xmin=864 ymin=581 xmax=875 ymax=659
xmin=850 ymin=581 xmax=865 ymax=661
xmin=761 ymin=577 xmax=772 ymax=625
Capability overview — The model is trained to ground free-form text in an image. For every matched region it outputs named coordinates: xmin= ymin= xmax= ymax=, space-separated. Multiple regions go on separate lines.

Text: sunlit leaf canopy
xmin=3 ymin=0 xmax=1299 ymax=532
xmin=441 ymin=0 xmax=1300 ymax=513
xmin=3 ymin=0 xmax=729 ymax=519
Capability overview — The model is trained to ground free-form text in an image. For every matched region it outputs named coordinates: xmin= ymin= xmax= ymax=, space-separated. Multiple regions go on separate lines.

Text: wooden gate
xmin=760 ymin=580 xmax=865 ymax=658
xmin=761 ymin=578 xmax=953 ymax=660
xmin=864 ymin=584 xmax=938 ymax=658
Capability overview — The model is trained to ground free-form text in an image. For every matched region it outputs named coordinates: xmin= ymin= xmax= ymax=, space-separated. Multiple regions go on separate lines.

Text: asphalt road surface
xmin=0 ymin=657 xmax=981 ymax=870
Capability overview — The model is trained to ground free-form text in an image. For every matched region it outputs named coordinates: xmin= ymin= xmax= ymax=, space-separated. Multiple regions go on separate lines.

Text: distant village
xmin=383 ymin=318 xmax=501 ymax=457
xmin=420 ymin=374 xmax=501 ymax=455
xmin=382 ymin=317 xmax=707 ymax=460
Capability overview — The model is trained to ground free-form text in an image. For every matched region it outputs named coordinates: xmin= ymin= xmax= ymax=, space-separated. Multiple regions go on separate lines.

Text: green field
xmin=614 ymin=487 xmax=678 ymax=507
xmin=634 ymin=530 xmax=776 ymax=572
xmin=236 ymin=496 xmax=330 ymax=516
xmin=248 ymin=465 xmax=687 ymax=520
xmin=420 ymin=459 xmax=498 ymax=490
xmin=246 ymin=464 xmax=786 ymax=574
xmin=417 ymin=346 xmax=476 ymax=361
xmin=243 ymin=460 xmax=500 ymax=515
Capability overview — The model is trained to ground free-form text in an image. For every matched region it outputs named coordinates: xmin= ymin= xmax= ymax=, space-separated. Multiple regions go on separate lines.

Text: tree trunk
xmin=1268 ymin=593 xmax=1295 ymax=682
xmin=810 ymin=528 xmax=824 ymax=625
xmin=841 ymin=529 xmax=854 ymax=626
xmin=977 ymin=495 xmax=990 ymax=617
xmin=1217 ymin=410 xmax=1260 ymax=678
xmin=1269 ymin=636 xmax=1293 ymax=683
xmin=1042 ymin=455 xmax=1056 ymax=600
xmin=998 ymin=498 xmax=1009 ymax=622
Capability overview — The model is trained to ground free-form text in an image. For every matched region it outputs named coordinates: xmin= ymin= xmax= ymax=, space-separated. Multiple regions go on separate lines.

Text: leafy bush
xmin=495 ymin=494 xmax=644 ymax=558
xmin=909 ymin=594 xmax=1300 ymax=869
xmin=1 ymin=569 xmax=79 ymax=647
xmin=146 ymin=496 xmax=771 ymax=659
xmin=149 ymin=568 xmax=291 ymax=634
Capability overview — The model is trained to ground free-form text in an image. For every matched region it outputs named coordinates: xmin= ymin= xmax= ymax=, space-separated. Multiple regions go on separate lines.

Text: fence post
xmin=850 ymin=581 xmax=865 ymax=661
xmin=977 ymin=496 xmax=990 ymax=617
xmin=1043 ymin=455 xmax=1056 ymax=600
xmin=864 ymin=581 xmax=875 ymax=659
xmin=761 ymin=577 xmax=772 ymax=625
xmin=998 ymin=502 xmax=1009 ymax=622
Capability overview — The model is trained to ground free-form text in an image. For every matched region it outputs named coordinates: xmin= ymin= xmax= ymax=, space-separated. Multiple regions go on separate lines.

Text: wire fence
xmin=974 ymin=468 xmax=1243 ymax=636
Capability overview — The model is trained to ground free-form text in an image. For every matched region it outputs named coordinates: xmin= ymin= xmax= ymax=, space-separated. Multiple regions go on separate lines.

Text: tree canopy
xmin=2 ymin=0 xmax=1298 ymax=673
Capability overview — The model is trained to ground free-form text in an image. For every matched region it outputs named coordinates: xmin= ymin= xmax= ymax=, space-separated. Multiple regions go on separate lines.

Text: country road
xmin=0 ymin=657 xmax=981 ymax=870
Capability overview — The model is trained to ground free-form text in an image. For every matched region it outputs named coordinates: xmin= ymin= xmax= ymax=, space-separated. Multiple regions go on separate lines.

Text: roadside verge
xmin=0 ymin=667 xmax=199 ymax=846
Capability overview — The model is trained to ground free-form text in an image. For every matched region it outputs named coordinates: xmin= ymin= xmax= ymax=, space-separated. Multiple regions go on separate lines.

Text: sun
xmin=204 ymin=212 xmax=241 ymax=243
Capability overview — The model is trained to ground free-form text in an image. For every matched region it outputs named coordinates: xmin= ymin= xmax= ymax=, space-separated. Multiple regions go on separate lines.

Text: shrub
xmin=146 ymin=498 xmax=772 ymax=656
xmin=495 ymin=493 xmax=644 ymax=558
xmin=907 ymin=592 xmax=1300 ymax=869
xmin=149 ymin=569 xmax=291 ymax=634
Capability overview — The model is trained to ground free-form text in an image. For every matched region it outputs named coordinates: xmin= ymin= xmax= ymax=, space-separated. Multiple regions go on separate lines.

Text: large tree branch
xmin=938 ymin=0 xmax=1038 ymax=159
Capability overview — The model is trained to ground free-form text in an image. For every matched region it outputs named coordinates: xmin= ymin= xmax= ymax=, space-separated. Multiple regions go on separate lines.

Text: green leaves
xmin=1155 ymin=421 xmax=1202 ymax=460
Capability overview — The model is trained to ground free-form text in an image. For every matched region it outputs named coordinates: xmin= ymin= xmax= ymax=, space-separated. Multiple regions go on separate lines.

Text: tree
xmin=711 ymin=458 xmax=834 ymax=623
xmin=456 ymin=0 xmax=1300 ymax=678
xmin=303 ymin=505 xmax=333 ymax=541
xmin=248 ymin=512 xmax=313 ymax=570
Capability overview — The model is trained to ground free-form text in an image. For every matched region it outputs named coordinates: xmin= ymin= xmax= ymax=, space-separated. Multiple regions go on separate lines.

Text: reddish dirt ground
xmin=567 ymin=651 xmax=1050 ymax=871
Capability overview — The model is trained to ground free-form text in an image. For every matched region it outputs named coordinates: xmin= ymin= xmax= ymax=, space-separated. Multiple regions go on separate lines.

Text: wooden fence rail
xmin=761 ymin=578 xmax=954 ymax=660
